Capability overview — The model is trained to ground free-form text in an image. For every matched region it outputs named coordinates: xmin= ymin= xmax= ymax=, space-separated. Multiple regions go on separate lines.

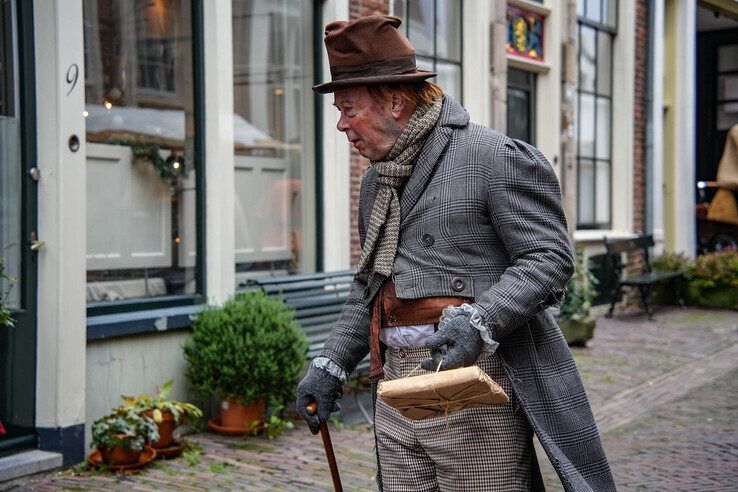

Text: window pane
xmin=603 ymin=0 xmax=617 ymax=28
xmin=578 ymin=159 xmax=595 ymax=224
xmin=435 ymin=60 xmax=461 ymax=101
xmin=596 ymin=97 xmax=611 ymax=159
xmin=507 ymin=87 xmax=530 ymax=143
xmin=595 ymin=160 xmax=610 ymax=224
xmin=579 ymin=93 xmax=595 ymax=157
xmin=408 ymin=0 xmax=434 ymax=57
xmin=232 ymin=0 xmax=315 ymax=280
xmin=393 ymin=0 xmax=406 ymax=21
xmin=597 ymin=31 xmax=612 ymax=95
xmin=83 ymin=0 xmax=198 ymax=303
xmin=717 ymin=103 xmax=738 ymax=131
xmin=579 ymin=25 xmax=596 ymax=93
xmin=0 ymin=0 xmax=20 ymax=309
xmin=586 ymin=0 xmax=601 ymax=23
xmin=577 ymin=0 xmax=584 ymax=17
xmin=718 ymin=45 xmax=738 ymax=72
xmin=436 ymin=0 xmax=461 ymax=62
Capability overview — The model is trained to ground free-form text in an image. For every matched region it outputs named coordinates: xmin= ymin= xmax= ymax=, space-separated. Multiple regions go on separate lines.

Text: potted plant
xmin=183 ymin=291 xmax=308 ymax=432
xmin=686 ymin=251 xmax=738 ymax=310
xmin=121 ymin=380 xmax=203 ymax=449
xmin=91 ymin=407 xmax=159 ymax=465
xmin=555 ymin=251 xmax=598 ymax=345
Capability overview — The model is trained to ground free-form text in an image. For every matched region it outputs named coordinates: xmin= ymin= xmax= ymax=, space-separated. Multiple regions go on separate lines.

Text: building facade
xmin=1 ymin=0 xmax=736 ymax=470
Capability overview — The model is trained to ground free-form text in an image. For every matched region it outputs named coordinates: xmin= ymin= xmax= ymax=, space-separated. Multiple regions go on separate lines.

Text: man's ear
xmin=390 ymin=93 xmax=406 ymax=120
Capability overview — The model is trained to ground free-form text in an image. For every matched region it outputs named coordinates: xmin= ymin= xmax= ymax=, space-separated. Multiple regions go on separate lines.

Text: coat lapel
xmin=399 ymin=96 xmax=470 ymax=223
xmin=399 ymin=125 xmax=452 ymax=222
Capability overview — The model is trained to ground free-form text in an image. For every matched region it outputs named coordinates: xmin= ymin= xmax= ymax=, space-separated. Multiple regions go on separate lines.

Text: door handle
xmin=29 ymin=231 xmax=45 ymax=251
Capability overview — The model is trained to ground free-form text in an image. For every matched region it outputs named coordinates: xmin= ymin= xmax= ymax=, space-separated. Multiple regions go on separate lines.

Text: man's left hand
xmin=421 ymin=313 xmax=484 ymax=371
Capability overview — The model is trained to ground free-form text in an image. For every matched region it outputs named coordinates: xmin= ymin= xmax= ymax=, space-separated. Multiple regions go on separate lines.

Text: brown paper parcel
xmin=377 ymin=366 xmax=509 ymax=420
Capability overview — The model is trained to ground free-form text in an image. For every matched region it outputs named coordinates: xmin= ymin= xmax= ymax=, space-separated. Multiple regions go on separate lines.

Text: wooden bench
xmin=239 ymin=270 xmax=370 ymax=377
xmin=604 ymin=235 xmax=686 ymax=321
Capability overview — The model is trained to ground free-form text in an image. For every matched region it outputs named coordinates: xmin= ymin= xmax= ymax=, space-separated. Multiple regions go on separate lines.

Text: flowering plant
xmin=91 ymin=407 xmax=159 ymax=451
xmin=121 ymin=379 xmax=202 ymax=425
xmin=687 ymin=251 xmax=738 ymax=289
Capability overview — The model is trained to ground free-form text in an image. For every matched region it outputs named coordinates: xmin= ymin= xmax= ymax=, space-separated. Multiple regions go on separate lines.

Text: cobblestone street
xmin=7 ymin=307 xmax=738 ymax=491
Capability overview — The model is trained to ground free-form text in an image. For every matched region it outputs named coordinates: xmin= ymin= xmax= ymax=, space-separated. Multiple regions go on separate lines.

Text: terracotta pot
xmin=220 ymin=397 xmax=265 ymax=430
xmin=144 ymin=410 xmax=177 ymax=449
xmin=99 ymin=444 xmax=141 ymax=465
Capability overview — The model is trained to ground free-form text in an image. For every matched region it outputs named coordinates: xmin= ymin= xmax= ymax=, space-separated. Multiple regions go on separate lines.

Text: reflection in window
xmin=393 ymin=0 xmax=463 ymax=101
xmin=232 ymin=0 xmax=316 ymax=284
xmin=83 ymin=0 xmax=199 ymax=304
xmin=576 ymin=0 xmax=616 ymax=229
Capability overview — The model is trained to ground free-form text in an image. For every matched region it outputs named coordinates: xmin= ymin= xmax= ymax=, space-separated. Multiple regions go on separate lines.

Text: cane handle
xmin=306 ymin=401 xmax=318 ymax=416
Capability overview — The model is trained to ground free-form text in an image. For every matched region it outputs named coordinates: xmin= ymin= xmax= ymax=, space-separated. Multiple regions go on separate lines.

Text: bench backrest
xmin=603 ymin=235 xmax=654 ymax=273
xmin=240 ymin=270 xmax=370 ymax=377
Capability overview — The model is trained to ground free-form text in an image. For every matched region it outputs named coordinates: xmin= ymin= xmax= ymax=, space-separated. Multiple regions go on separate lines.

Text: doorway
xmin=0 ymin=0 xmax=38 ymax=457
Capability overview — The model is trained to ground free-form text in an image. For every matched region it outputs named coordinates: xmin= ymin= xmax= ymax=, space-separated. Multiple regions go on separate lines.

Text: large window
xmin=576 ymin=0 xmax=616 ymax=229
xmin=232 ymin=0 xmax=316 ymax=283
xmin=83 ymin=0 xmax=201 ymax=307
xmin=393 ymin=0 xmax=463 ymax=101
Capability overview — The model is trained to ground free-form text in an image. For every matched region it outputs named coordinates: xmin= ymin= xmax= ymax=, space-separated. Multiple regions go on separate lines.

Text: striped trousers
xmin=374 ymin=347 xmax=535 ymax=491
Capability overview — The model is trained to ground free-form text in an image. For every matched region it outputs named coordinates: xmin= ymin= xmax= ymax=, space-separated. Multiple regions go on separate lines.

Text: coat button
xmin=363 ymin=288 xmax=370 ymax=299
xmin=421 ymin=234 xmax=435 ymax=247
xmin=398 ymin=348 xmax=407 ymax=358
xmin=451 ymin=277 xmax=465 ymax=292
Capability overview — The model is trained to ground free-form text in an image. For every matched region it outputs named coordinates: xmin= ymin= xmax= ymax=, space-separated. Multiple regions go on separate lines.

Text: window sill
xmin=507 ymin=55 xmax=551 ymax=74
xmin=573 ymin=230 xmax=637 ymax=244
xmin=87 ymin=304 xmax=206 ymax=342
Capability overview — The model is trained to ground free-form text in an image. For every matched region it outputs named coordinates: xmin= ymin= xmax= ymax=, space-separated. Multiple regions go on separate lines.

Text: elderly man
xmin=296 ymin=15 xmax=615 ymax=492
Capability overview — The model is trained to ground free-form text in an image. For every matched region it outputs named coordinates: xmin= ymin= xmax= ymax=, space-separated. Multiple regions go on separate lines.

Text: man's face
xmin=333 ymin=86 xmax=404 ymax=161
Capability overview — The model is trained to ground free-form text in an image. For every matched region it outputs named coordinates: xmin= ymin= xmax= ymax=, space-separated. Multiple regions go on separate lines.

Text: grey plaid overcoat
xmin=320 ymin=96 xmax=616 ymax=491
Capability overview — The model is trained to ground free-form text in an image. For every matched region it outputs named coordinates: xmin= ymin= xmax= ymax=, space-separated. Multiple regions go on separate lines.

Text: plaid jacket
xmin=320 ymin=96 xmax=616 ymax=491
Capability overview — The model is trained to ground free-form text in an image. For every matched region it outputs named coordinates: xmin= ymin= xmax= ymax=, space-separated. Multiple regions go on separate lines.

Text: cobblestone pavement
xmin=7 ymin=307 xmax=738 ymax=491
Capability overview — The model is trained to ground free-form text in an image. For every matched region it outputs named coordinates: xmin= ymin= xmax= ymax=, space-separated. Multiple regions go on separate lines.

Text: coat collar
xmin=399 ymin=95 xmax=469 ymax=222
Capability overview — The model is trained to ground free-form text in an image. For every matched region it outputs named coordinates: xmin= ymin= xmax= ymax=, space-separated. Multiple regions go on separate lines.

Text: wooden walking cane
xmin=306 ymin=402 xmax=343 ymax=492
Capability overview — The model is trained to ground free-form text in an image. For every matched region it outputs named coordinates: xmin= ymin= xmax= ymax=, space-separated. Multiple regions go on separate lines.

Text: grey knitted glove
xmin=296 ymin=364 xmax=343 ymax=435
xmin=420 ymin=313 xmax=484 ymax=371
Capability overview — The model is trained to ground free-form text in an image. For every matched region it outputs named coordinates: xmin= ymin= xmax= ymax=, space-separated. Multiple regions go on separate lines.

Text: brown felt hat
xmin=313 ymin=15 xmax=437 ymax=94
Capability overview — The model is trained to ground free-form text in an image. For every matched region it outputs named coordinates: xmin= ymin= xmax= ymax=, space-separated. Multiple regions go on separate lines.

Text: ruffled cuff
xmin=312 ymin=356 xmax=349 ymax=383
xmin=441 ymin=303 xmax=500 ymax=357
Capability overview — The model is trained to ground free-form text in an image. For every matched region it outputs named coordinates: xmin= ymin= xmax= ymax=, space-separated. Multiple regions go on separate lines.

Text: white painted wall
xmin=536 ymin=1 xmax=562 ymax=177
xmin=85 ymin=332 xmax=193 ymax=451
xmin=609 ymin=0 xmax=636 ymax=236
xmin=462 ymin=0 xmax=491 ymax=127
xmin=669 ymin=0 xmax=696 ymax=255
xmin=321 ymin=0 xmax=352 ymax=272
xmin=204 ymin=0 xmax=236 ymax=304
xmin=34 ymin=0 xmax=87 ymax=431
xmin=651 ymin=0 xmax=666 ymax=254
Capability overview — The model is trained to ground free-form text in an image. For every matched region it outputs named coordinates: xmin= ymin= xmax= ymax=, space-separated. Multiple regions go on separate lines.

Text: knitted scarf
xmin=356 ymin=97 xmax=443 ymax=278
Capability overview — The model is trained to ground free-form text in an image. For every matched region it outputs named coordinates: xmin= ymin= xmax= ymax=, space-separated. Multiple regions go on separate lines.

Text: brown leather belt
xmin=369 ymin=279 xmax=471 ymax=381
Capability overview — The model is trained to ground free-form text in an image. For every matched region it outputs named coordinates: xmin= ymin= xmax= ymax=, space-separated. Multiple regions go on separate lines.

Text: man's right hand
xmin=296 ymin=364 xmax=343 ymax=435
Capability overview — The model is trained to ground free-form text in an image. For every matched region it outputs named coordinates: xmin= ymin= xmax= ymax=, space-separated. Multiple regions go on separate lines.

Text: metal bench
xmin=240 ymin=270 xmax=370 ymax=378
xmin=604 ymin=235 xmax=686 ymax=321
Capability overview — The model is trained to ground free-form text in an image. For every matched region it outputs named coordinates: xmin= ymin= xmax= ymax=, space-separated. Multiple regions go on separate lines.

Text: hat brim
xmin=312 ymin=70 xmax=437 ymax=94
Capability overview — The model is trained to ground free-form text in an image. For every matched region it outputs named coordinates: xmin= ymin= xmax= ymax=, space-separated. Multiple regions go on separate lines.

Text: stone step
xmin=0 ymin=450 xmax=62 ymax=484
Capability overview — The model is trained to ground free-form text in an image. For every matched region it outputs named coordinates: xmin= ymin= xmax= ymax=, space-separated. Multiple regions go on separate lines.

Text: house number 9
xmin=66 ymin=64 xmax=79 ymax=96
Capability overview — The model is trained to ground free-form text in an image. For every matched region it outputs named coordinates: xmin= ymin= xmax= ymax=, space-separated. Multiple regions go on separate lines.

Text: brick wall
xmin=348 ymin=0 xmax=390 ymax=264
xmin=626 ymin=0 xmax=649 ymax=278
